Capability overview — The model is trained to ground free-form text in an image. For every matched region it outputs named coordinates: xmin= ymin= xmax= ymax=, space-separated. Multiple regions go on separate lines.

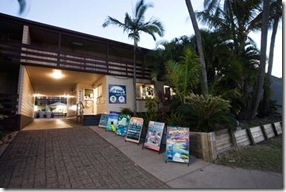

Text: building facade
xmin=0 ymin=13 xmax=165 ymax=130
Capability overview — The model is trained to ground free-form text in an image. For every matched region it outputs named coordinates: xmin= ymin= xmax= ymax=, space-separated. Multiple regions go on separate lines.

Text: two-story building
xmin=0 ymin=13 xmax=166 ymax=130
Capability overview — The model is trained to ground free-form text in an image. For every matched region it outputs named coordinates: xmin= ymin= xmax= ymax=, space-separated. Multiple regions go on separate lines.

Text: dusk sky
xmin=0 ymin=0 xmax=283 ymax=78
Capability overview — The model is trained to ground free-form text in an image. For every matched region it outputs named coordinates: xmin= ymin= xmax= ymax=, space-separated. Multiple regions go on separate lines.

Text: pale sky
xmin=0 ymin=0 xmax=283 ymax=78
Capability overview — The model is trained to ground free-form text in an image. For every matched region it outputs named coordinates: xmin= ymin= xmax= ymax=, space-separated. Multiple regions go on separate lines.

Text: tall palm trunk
xmin=251 ymin=0 xmax=270 ymax=119
xmin=261 ymin=16 xmax=279 ymax=116
xmin=185 ymin=0 xmax=208 ymax=95
xmin=133 ymin=39 xmax=137 ymax=116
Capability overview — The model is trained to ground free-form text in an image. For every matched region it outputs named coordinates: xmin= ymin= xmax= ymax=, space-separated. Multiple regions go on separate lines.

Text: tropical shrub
xmin=165 ymin=48 xmax=200 ymax=103
xmin=165 ymin=111 xmax=183 ymax=127
xmin=185 ymin=93 xmax=237 ymax=132
xmin=120 ymin=107 xmax=133 ymax=116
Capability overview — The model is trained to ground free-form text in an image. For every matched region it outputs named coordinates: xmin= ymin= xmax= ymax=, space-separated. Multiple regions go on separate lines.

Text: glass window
xmin=164 ymin=85 xmax=176 ymax=98
xmin=136 ymin=83 xmax=155 ymax=99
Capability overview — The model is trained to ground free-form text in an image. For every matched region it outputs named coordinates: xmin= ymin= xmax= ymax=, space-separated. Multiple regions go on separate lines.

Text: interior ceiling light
xmin=50 ymin=69 xmax=64 ymax=79
xmin=33 ymin=93 xmax=44 ymax=97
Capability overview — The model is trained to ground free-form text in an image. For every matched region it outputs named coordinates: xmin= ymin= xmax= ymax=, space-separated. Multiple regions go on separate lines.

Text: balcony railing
xmin=0 ymin=40 xmax=151 ymax=79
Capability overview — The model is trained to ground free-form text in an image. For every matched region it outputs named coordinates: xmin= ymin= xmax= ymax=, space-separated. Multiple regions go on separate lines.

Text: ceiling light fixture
xmin=50 ymin=69 xmax=64 ymax=79
xmin=33 ymin=93 xmax=44 ymax=97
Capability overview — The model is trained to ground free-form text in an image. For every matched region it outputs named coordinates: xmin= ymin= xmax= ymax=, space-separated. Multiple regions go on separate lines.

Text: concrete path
xmin=90 ymin=126 xmax=283 ymax=189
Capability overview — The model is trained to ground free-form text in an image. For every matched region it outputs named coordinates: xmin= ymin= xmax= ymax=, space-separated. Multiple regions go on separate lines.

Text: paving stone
xmin=0 ymin=126 xmax=169 ymax=189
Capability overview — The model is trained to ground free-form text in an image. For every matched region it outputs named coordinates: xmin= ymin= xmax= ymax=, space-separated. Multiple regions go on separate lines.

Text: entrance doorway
xmin=34 ymin=96 xmax=67 ymax=119
xmin=23 ymin=66 xmax=104 ymax=124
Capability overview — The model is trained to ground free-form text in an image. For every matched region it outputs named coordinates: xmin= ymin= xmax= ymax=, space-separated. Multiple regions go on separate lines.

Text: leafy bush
xmin=165 ymin=111 xmax=183 ymax=127
xmin=120 ymin=107 xmax=133 ymax=116
xmin=165 ymin=48 xmax=200 ymax=103
xmin=258 ymin=99 xmax=281 ymax=117
xmin=185 ymin=93 xmax=237 ymax=132
xmin=142 ymin=98 xmax=159 ymax=127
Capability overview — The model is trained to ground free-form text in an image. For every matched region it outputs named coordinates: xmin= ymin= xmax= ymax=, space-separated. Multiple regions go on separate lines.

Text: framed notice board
xmin=143 ymin=121 xmax=165 ymax=152
xmin=165 ymin=126 xmax=190 ymax=165
xmin=125 ymin=117 xmax=144 ymax=143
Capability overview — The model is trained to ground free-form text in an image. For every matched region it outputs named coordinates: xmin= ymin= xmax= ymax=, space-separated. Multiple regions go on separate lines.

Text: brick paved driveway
xmin=0 ymin=127 xmax=169 ymax=189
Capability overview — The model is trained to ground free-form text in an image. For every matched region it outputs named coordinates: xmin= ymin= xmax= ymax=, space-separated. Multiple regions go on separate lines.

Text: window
xmin=164 ymin=85 xmax=176 ymax=96
xmin=136 ymin=83 xmax=155 ymax=99
xmin=164 ymin=85 xmax=176 ymax=99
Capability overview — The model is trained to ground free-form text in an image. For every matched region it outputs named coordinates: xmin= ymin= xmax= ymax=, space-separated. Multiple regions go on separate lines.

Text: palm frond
xmin=102 ymin=16 xmax=125 ymax=28
xmin=124 ymin=13 xmax=134 ymax=31
xmin=17 ymin=0 xmax=26 ymax=15
xmin=135 ymin=0 xmax=153 ymax=21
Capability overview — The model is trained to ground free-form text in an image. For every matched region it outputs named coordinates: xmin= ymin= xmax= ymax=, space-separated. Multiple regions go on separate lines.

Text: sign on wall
xmin=106 ymin=112 xmax=119 ymax=132
xmin=143 ymin=121 xmax=165 ymax=152
xmin=165 ymin=126 xmax=190 ymax=164
xmin=115 ymin=114 xmax=130 ymax=136
xmin=108 ymin=84 xmax=126 ymax=104
xmin=125 ymin=117 xmax=144 ymax=143
xmin=77 ymin=89 xmax=83 ymax=103
xmin=98 ymin=114 xmax=108 ymax=128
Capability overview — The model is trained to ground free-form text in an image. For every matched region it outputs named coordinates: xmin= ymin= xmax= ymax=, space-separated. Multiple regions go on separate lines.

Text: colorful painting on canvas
xmin=115 ymin=114 xmax=130 ymax=136
xmin=125 ymin=117 xmax=144 ymax=143
xmin=106 ymin=112 xmax=119 ymax=132
xmin=165 ymin=126 xmax=190 ymax=164
xmin=143 ymin=121 xmax=165 ymax=152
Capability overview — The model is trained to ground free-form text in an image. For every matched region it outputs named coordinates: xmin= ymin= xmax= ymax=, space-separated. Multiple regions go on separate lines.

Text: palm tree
xmin=197 ymin=0 xmax=263 ymax=119
xmin=102 ymin=0 xmax=164 ymax=116
xmin=185 ymin=0 xmax=208 ymax=95
xmin=251 ymin=0 xmax=270 ymax=118
xmin=260 ymin=0 xmax=282 ymax=116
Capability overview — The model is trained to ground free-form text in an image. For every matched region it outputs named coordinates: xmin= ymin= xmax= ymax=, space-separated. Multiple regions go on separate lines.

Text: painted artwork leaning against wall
xmin=165 ymin=126 xmax=190 ymax=164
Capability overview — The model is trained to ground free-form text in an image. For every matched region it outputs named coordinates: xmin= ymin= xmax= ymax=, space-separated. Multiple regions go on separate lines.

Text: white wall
xmin=105 ymin=75 xmax=134 ymax=113
xmin=93 ymin=76 xmax=108 ymax=114
xmin=67 ymin=89 xmax=77 ymax=117
xmin=77 ymin=75 xmax=166 ymax=114
xmin=17 ymin=65 xmax=35 ymax=117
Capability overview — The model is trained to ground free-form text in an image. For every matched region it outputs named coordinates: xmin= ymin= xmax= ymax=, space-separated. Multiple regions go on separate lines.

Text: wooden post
xmin=208 ymin=132 xmax=217 ymax=162
xmin=229 ymin=129 xmax=238 ymax=147
xmin=272 ymin=123 xmax=278 ymax=136
xmin=260 ymin=125 xmax=269 ymax=140
xmin=246 ymin=128 xmax=255 ymax=145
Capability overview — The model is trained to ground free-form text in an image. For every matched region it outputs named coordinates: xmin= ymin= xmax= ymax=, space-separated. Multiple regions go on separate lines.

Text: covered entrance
xmin=22 ymin=65 xmax=104 ymax=128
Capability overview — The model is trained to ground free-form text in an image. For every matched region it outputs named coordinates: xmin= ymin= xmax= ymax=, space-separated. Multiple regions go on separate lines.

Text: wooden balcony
xmin=0 ymin=40 xmax=151 ymax=79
